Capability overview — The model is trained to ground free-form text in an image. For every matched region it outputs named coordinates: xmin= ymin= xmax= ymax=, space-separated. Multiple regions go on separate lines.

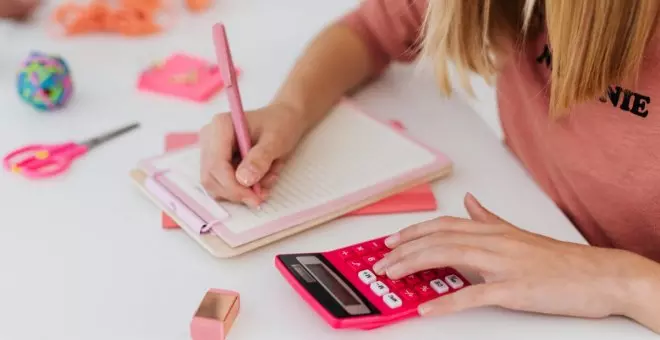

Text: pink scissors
xmin=3 ymin=122 xmax=140 ymax=179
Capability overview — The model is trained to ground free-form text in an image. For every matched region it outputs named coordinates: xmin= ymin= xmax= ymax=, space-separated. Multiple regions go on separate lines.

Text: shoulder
xmin=345 ymin=0 xmax=428 ymax=21
xmin=340 ymin=0 xmax=429 ymax=71
xmin=341 ymin=0 xmax=428 ymax=37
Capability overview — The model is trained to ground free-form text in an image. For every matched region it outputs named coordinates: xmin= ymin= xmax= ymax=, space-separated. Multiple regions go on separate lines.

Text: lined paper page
xmin=150 ymin=103 xmax=441 ymax=235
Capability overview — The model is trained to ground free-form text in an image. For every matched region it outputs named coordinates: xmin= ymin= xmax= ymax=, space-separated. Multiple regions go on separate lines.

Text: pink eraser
xmin=190 ymin=289 xmax=240 ymax=340
xmin=137 ymin=53 xmax=240 ymax=102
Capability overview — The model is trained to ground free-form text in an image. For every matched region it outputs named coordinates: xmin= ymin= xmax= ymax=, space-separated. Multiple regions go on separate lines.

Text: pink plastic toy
xmin=190 ymin=289 xmax=240 ymax=340
xmin=137 ymin=53 xmax=239 ymax=102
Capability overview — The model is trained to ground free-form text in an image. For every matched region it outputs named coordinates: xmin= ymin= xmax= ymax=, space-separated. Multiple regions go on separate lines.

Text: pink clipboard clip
xmin=212 ymin=23 xmax=261 ymax=197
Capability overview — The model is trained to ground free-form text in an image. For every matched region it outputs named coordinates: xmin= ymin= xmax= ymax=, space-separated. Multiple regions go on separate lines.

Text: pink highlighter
xmin=212 ymin=23 xmax=261 ymax=197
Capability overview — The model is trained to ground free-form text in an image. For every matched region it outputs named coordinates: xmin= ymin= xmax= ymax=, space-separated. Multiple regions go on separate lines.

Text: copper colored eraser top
xmin=190 ymin=289 xmax=240 ymax=340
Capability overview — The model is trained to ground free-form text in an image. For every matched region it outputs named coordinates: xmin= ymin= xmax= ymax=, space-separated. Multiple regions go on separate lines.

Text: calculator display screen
xmin=291 ymin=255 xmax=373 ymax=316
xmin=306 ymin=264 xmax=360 ymax=306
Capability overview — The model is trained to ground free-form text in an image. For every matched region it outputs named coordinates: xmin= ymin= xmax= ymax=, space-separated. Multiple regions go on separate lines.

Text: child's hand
xmin=199 ymin=102 xmax=308 ymax=207
xmin=0 ymin=0 xmax=39 ymax=20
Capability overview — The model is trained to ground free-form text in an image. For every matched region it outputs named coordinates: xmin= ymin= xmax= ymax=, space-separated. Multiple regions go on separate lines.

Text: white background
xmin=0 ymin=1 xmax=653 ymax=339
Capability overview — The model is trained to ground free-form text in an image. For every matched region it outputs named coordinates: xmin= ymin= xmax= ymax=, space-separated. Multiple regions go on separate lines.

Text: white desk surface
xmin=0 ymin=1 xmax=655 ymax=339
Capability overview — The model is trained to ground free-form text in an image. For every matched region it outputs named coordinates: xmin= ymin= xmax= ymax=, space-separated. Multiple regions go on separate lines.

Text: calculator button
xmin=358 ymin=270 xmax=377 ymax=285
xmin=420 ymin=270 xmax=437 ymax=281
xmin=377 ymin=251 xmax=388 ymax=259
xmin=404 ymin=274 xmax=421 ymax=286
xmin=367 ymin=240 xmax=384 ymax=251
xmin=338 ymin=249 xmax=355 ymax=260
xmin=399 ymin=289 xmax=418 ymax=302
xmin=430 ymin=279 xmax=449 ymax=294
xmin=370 ymin=281 xmax=390 ymax=296
xmin=445 ymin=274 xmax=464 ymax=289
xmin=353 ymin=245 xmax=368 ymax=255
xmin=386 ymin=278 xmax=405 ymax=290
xmin=399 ymin=288 xmax=418 ymax=302
xmin=363 ymin=255 xmax=379 ymax=266
xmin=346 ymin=259 xmax=366 ymax=272
xmin=383 ymin=293 xmax=403 ymax=309
xmin=415 ymin=283 xmax=435 ymax=298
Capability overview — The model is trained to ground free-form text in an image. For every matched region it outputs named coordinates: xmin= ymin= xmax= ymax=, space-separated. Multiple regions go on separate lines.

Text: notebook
xmin=131 ymin=100 xmax=452 ymax=257
xmin=160 ymin=122 xmax=437 ymax=229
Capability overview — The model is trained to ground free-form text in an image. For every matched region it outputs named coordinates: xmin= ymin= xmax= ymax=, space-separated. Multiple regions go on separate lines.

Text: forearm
xmin=271 ymin=22 xmax=378 ymax=131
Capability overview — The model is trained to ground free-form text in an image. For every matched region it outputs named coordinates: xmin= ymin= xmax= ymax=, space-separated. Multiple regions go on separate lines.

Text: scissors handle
xmin=3 ymin=142 xmax=88 ymax=179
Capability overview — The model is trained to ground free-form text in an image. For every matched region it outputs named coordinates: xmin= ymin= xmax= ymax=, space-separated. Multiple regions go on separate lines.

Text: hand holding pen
xmin=198 ymin=23 xmax=306 ymax=208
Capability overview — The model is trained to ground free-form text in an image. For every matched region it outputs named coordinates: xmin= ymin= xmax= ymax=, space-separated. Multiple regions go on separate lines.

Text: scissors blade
xmin=81 ymin=122 xmax=141 ymax=150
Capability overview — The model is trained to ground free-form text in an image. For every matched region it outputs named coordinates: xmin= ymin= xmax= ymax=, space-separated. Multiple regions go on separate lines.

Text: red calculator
xmin=275 ymin=236 xmax=470 ymax=330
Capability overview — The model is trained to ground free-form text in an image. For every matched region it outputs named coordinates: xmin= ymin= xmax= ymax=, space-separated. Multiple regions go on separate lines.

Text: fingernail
xmin=384 ymin=233 xmax=399 ymax=248
xmin=236 ymin=166 xmax=258 ymax=186
xmin=418 ymin=304 xmax=432 ymax=316
xmin=386 ymin=264 xmax=402 ymax=279
xmin=242 ymin=197 xmax=261 ymax=208
xmin=372 ymin=260 xmax=386 ymax=275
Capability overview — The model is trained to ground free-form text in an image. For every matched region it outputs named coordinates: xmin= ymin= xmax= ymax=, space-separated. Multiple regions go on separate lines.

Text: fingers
xmin=201 ymin=161 xmax=262 ymax=207
xmin=235 ymin=132 xmax=283 ymax=187
xmin=464 ymin=193 xmax=508 ymax=224
xmin=374 ymin=245 xmax=495 ymax=279
xmin=384 ymin=216 xmax=506 ymax=249
xmin=259 ymin=160 xmax=285 ymax=192
xmin=261 ymin=172 xmax=279 ymax=189
xmin=200 ymin=115 xmax=262 ymax=207
xmin=199 ymin=105 xmax=300 ymax=207
xmin=383 ymin=194 xmax=512 ymax=249
xmin=418 ymin=283 xmax=508 ymax=317
xmin=374 ymin=231 xmax=503 ymax=275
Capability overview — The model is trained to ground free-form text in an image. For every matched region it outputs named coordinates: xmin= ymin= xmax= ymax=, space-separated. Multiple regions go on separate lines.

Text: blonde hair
xmin=422 ymin=0 xmax=660 ymax=117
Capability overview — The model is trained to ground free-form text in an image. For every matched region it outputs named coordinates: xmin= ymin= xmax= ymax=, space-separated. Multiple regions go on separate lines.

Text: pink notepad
xmin=137 ymin=53 xmax=240 ymax=102
xmin=160 ymin=120 xmax=437 ymax=229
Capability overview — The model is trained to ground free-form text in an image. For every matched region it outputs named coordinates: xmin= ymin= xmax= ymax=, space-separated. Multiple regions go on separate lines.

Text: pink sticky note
xmin=137 ymin=53 xmax=240 ymax=102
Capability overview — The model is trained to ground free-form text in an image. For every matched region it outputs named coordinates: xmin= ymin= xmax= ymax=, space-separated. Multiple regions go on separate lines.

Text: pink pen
xmin=212 ymin=23 xmax=262 ymax=197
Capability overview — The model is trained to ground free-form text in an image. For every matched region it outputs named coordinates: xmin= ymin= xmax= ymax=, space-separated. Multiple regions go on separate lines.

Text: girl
xmin=199 ymin=0 xmax=660 ymax=333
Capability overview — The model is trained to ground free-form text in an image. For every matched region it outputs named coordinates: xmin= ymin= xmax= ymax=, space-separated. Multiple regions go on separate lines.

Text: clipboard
xmin=160 ymin=121 xmax=438 ymax=229
xmin=130 ymin=101 xmax=452 ymax=258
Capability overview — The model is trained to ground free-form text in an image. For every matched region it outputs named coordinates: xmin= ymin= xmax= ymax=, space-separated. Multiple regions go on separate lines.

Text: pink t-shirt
xmin=342 ymin=0 xmax=660 ymax=262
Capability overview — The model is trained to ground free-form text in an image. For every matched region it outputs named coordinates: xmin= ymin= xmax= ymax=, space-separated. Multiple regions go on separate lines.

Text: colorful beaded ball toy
xmin=17 ymin=52 xmax=73 ymax=111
